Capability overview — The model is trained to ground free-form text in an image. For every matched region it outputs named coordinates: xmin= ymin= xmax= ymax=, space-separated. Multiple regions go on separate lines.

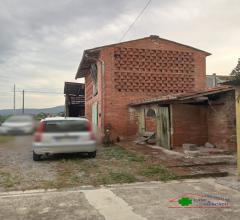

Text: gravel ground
xmin=0 ymin=136 xmax=176 ymax=191
xmin=0 ymin=136 xmax=58 ymax=191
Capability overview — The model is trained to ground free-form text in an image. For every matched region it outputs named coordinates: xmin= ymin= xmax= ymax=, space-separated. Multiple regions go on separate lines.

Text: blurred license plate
xmin=9 ymin=129 xmax=22 ymax=133
xmin=55 ymin=136 xmax=78 ymax=141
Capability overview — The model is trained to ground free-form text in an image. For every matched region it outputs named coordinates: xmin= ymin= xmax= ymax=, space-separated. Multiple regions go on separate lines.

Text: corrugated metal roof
xmin=64 ymin=82 xmax=85 ymax=96
xmin=129 ymin=86 xmax=234 ymax=106
xmin=75 ymin=50 xmax=100 ymax=79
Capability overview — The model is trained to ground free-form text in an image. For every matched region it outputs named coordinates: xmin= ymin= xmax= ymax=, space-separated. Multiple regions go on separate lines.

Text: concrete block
xmin=182 ymin=143 xmax=198 ymax=151
xmin=205 ymin=142 xmax=216 ymax=148
xmin=184 ymin=150 xmax=200 ymax=157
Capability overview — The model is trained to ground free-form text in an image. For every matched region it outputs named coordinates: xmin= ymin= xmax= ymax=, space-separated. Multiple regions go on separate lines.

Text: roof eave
xmin=75 ymin=50 xmax=86 ymax=79
xmin=75 ymin=49 xmax=101 ymax=79
xmin=77 ymin=36 xmax=212 ymax=57
xmin=129 ymin=87 xmax=234 ymax=106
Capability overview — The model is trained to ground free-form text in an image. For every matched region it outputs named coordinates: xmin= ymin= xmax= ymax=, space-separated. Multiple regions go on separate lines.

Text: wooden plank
xmin=159 ymin=106 xmax=170 ymax=149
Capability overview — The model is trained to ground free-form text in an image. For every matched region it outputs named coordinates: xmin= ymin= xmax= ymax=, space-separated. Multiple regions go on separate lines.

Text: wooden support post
xmin=65 ymin=95 xmax=69 ymax=117
xmin=235 ymin=90 xmax=240 ymax=177
xmin=138 ymin=108 xmax=145 ymax=136
xmin=155 ymin=108 xmax=161 ymax=146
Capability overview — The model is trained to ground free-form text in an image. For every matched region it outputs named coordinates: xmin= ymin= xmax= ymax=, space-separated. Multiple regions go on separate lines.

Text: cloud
xmin=0 ymin=0 xmax=239 ymax=109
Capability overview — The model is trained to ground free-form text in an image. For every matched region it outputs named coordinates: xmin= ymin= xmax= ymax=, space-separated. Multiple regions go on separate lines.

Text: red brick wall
xmin=207 ymin=91 xmax=236 ymax=151
xmin=85 ymin=37 xmax=208 ymax=140
xmin=145 ymin=116 xmax=157 ymax=132
xmin=85 ymin=74 xmax=93 ymax=120
xmin=171 ymin=104 xmax=208 ymax=148
xmin=171 ymin=93 xmax=236 ymax=151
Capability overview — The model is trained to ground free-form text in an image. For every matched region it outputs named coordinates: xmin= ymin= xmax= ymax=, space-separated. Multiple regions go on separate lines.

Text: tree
xmin=231 ymin=58 xmax=240 ymax=79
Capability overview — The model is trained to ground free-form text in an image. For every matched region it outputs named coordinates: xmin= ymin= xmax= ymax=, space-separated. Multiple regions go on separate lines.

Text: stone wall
xmin=207 ymin=91 xmax=236 ymax=151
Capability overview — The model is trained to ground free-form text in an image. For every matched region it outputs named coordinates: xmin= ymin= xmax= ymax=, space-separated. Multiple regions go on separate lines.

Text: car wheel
xmin=88 ymin=151 xmax=96 ymax=158
xmin=33 ymin=151 xmax=41 ymax=161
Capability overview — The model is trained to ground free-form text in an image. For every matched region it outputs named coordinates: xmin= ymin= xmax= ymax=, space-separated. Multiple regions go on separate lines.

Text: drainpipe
xmin=99 ymin=58 xmax=105 ymax=138
xmin=84 ymin=54 xmax=105 ymax=138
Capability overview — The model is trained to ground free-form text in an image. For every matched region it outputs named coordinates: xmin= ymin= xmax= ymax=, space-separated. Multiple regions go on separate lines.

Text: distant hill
xmin=0 ymin=106 xmax=64 ymax=116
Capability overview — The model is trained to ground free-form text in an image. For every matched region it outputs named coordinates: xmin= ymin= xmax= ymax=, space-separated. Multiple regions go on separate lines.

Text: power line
xmin=119 ymin=0 xmax=152 ymax=42
xmin=0 ymin=90 xmax=63 ymax=95
xmin=16 ymin=90 xmax=63 ymax=95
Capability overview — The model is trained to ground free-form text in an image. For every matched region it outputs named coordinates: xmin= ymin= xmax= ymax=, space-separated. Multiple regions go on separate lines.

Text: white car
xmin=32 ymin=117 xmax=97 ymax=161
xmin=0 ymin=115 xmax=35 ymax=135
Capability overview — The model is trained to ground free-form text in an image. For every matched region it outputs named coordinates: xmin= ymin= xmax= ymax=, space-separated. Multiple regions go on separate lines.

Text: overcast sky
xmin=0 ymin=0 xmax=239 ymax=110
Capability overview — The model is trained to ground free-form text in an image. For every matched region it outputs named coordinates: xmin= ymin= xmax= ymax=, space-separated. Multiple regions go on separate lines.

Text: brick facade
xmin=145 ymin=117 xmax=157 ymax=133
xmin=78 ymin=36 xmax=210 ymax=141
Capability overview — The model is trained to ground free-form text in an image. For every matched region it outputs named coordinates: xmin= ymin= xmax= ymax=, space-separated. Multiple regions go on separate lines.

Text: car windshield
xmin=5 ymin=116 xmax=33 ymax=123
xmin=43 ymin=120 xmax=88 ymax=133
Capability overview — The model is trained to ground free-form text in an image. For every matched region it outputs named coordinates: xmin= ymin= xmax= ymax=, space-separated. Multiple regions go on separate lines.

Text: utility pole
xmin=22 ymin=90 xmax=25 ymax=114
xmin=13 ymin=84 xmax=16 ymax=114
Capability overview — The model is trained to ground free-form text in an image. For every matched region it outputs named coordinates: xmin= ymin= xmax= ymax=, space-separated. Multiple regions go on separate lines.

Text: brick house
xmin=75 ymin=35 xmax=236 ymax=150
xmin=130 ymin=87 xmax=236 ymax=151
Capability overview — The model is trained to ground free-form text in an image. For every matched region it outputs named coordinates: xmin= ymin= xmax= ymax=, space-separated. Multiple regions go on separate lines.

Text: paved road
xmin=0 ymin=178 xmax=240 ymax=220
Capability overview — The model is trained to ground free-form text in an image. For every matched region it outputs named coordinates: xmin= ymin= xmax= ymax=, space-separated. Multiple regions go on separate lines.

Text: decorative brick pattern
xmin=83 ymin=37 xmax=208 ymax=140
xmin=114 ymin=47 xmax=195 ymax=93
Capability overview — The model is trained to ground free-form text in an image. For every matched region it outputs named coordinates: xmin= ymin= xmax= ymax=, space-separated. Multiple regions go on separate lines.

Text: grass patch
xmin=110 ymin=172 xmax=137 ymax=183
xmin=53 ymin=147 xmax=176 ymax=187
xmin=0 ymin=145 xmax=177 ymax=191
xmin=141 ymin=165 xmax=177 ymax=181
xmin=0 ymin=171 xmax=20 ymax=188
xmin=99 ymin=171 xmax=137 ymax=185
xmin=103 ymin=146 xmax=145 ymax=162
xmin=33 ymin=180 xmax=57 ymax=190
xmin=53 ymin=157 xmax=100 ymax=188
xmin=0 ymin=136 xmax=14 ymax=144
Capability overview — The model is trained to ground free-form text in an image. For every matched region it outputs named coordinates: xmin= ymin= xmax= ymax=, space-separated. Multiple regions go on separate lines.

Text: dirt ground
xmin=117 ymin=141 xmax=237 ymax=178
xmin=0 ymin=136 xmax=176 ymax=191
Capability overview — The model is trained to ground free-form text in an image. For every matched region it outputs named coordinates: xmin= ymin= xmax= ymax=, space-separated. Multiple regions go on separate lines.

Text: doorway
xmin=158 ymin=106 xmax=170 ymax=149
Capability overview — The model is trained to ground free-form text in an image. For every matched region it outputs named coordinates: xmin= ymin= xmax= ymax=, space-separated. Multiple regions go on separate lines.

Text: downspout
xmin=99 ymin=58 xmax=105 ymax=138
xmin=84 ymin=54 xmax=105 ymax=138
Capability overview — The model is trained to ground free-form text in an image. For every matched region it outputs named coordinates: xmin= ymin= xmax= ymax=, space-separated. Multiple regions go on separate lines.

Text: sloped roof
xmin=75 ymin=35 xmax=211 ymax=79
xmin=64 ymin=82 xmax=85 ymax=96
xmin=129 ymin=86 xmax=234 ymax=106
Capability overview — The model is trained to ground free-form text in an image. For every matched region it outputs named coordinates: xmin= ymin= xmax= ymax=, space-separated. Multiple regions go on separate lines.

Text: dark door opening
xmin=64 ymin=82 xmax=85 ymax=117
